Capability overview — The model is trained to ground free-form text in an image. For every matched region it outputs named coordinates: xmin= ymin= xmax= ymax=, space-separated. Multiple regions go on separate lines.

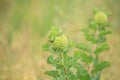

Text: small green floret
xmin=94 ymin=12 xmax=107 ymax=24
xmin=53 ymin=35 xmax=68 ymax=50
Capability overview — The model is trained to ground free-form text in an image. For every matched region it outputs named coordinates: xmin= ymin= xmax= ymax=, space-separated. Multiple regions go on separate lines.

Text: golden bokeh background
xmin=0 ymin=0 xmax=120 ymax=80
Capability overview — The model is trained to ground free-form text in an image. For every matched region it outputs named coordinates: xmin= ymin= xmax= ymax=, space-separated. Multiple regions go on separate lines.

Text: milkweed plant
xmin=42 ymin=8 xmax=112 ymax=80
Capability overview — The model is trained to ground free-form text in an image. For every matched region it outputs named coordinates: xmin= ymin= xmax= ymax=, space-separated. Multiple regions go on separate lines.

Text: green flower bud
xmin=48 ymin=31 xmax=56 ymax=43
xmin=94 ymin=12 xmax=107 ymax=24
xmin=48 ymin=27 xmax=62 ymax=43
xmin=53 ymin=35 xmax=68 ymax=50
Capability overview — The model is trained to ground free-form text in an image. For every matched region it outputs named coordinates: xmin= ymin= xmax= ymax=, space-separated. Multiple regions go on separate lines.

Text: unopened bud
xmin=94 ymin=12 xmax=107 ymax=24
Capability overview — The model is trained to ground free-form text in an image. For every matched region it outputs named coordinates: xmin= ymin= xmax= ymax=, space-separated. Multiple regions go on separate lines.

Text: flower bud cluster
xmin=53 ymin=35 xmax=68 ymax=50
xmin=94 ymin=12 xmax=107 ymax=24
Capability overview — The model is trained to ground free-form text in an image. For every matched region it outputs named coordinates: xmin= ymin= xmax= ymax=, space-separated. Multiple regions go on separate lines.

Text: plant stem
xmin=60 ymin=53 xmax=68 ymax=80
xmin=89 ymin=29 xmax=98 ymax=75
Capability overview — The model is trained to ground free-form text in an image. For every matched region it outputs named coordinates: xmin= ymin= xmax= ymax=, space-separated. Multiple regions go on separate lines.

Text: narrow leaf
xmin=81 ymin=28 xmax=96 ymax=43
xmin=81 ymin=53 xmax=93 ymax=64
xmin=92 ymin=61 xmax=110 ymax=74
xmin=68 ymin=51 xmax=81 ymax=68
xmin=76 ymin=69 xmax=90 ymax=80
xmin=89 ymin=20 xmax=97 ymax=31
xmin=94 ymin=44 xmax=110 ymax=55
xmin=47 ymin=56 xmax=62 ymax=68
xmin=99 ymin=30 xmax=112 ymax=37
xmin=44 ymin=70 xmax=59 ymax=78
xmin=77 ymin=43 xmax=91 ymax=53
xmin=42 ymin=43 xmax=50 ymax=51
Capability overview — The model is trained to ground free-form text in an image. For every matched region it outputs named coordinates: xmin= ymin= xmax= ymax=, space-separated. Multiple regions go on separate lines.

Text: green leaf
xmin=74 ymin=63 xmax=83 ymax=70
xmin=97 ymin=36 xmax=106 ymax=44
xmin=44 ymin=70 xmax=59 ymax=78
xmin=92 ymin=61 xmax=110 ymax=74
xmin=47 ymin=55 xmax=55 ymax=64
xmin=74 ymin=51 xmax=81 ymax=57
xmin=68 ymin=51 xmax=81 ymax=68
xmin=99 ymin=30 xmax=112 ymax=37
xmin=77 ymin=43 xmax=91 ymax=53
xmin=68 ymin=70 xmax=76 ymax=80
xmin=47 ymin=56 xmax=62 ymax=68
xmin=50 ymin=26 xmax=62 ymax=38
xmin=48 ymin=26 xmax=62 ymax=43
xmin=81 ymin=28 xmax=96 ymax=43
xmin=85 ymin=34 xmax=96 ymax=43
xmin=81 ymin=53 xmax=93 ymax=64
xmin=76 ymin=69 xmax=90 ymax=80
xmin=74 ymin=63 xmax=90 ymax=79
xmin=42 ymin=43 xmax=50 ymax=51
xmin=47 ymin=56 xmax=57 ymax=65
xmin=55 ymin=57 xmax=63 ymax=69
xmin=81 ymin=28 xmax=89 ymax=35
xmin=51 ymin=26 xmax=62 ymax=35
xmin=88 ymin=19 xmax=97 ymax=31
xmin=64 ymin=42 xmax=76 ymax=53
xmin=94 ymin=44 xmax=110 ymax=55
xmin=79 ymin=74 xmax=91 ymax=80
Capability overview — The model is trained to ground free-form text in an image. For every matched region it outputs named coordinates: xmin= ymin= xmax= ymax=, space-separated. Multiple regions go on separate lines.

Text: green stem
xmin=89 ymin=27 xmax=98 ymax=75
xmin=60 ymin=53 xmax=68 ymax=80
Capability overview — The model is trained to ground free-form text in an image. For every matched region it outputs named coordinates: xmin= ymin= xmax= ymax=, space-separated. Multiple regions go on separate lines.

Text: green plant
xmin=42 ymin=8 xmax=111 ymax=80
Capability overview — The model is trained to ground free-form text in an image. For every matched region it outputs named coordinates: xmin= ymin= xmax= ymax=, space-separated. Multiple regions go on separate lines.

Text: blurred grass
xmin=0 ymin=0 xmax=120 ymax=80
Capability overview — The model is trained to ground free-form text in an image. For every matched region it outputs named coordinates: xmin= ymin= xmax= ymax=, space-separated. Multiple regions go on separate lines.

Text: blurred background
xmin=0 ymin=0 xmax=120 ymax=80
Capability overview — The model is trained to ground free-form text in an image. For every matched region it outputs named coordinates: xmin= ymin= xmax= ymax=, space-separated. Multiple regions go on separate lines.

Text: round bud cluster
xmin=53 ymin=35 xmax=68 ymax=50
xmin=94 ymin=12 xmax=107 ymax=24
